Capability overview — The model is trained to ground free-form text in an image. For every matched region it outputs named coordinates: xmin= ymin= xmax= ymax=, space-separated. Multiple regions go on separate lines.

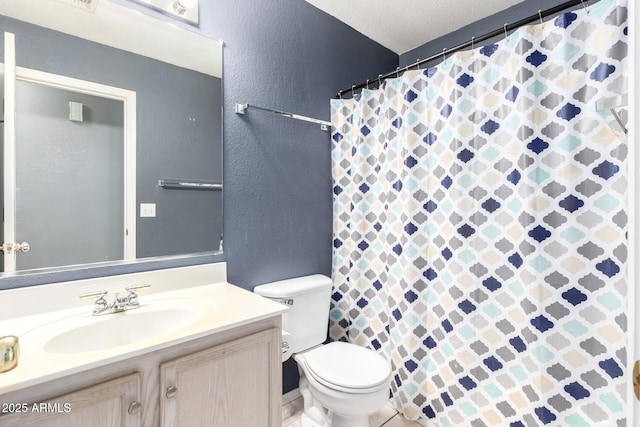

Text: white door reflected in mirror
xmin=2 ymin=34 xmax=137 ymax=272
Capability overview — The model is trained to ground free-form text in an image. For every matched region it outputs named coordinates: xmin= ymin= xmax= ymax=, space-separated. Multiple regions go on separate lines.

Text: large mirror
xmin=0 ymin=0 xmax=223 ymax=274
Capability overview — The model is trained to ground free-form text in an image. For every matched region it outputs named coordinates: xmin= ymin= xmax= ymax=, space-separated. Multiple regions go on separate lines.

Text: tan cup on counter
xmin=0 ymin=335 xmax=19 ymax=373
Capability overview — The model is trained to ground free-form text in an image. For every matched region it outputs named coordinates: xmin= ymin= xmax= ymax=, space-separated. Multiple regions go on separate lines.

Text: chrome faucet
xmin=80 ymin=285 xmax=151 ymax=315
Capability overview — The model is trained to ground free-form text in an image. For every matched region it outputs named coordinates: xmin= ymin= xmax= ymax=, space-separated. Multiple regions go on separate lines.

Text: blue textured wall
xmin=204 ymin=0 xmax=397 ymax=289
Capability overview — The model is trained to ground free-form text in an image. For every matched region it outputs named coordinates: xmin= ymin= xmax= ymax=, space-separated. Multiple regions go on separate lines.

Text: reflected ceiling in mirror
xmin=0 ymin=0 xmax=223 ymax=274
xmin=1 ymin=0 xmax=221 ymax=77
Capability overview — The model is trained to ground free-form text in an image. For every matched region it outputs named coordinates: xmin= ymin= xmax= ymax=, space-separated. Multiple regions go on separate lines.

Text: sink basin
xmin=37 ymin=302 xmax=209 ymax=354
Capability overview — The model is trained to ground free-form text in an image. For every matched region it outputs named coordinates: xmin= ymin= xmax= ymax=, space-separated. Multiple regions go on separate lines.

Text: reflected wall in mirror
xmin=13 ymin=78 xmax=129 ymax=271
xmin=0 ymin=0 xmax=223 ymax=274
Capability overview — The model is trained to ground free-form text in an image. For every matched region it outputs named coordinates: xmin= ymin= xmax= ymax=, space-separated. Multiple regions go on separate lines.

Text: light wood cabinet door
xmin=0 ymin=373 xmax=141 ymax=427
xmin=160 ymin=328 xmax=281 ymax=427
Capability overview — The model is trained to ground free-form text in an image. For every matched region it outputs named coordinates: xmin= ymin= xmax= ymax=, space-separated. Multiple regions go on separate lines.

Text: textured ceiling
xmin=305 ymin=0 xmax=525 ymax=54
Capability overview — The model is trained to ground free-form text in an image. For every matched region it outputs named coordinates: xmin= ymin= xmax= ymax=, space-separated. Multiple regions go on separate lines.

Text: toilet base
xmin=300 ymin=411 xmax=328 ymax=427
xmin=329 ymin=413 xmax=370 ymax=427
xmin=300 ymin=410 xmax=370 ymax=427
xmin=297 ymin=363 xmax=381 ymax=427
xmin=299 ymin=374 xmax=331 ymax=427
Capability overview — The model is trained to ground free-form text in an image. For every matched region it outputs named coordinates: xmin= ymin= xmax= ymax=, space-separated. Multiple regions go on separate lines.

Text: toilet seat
xmin=297 ymin=342 xmax=391 ymax=394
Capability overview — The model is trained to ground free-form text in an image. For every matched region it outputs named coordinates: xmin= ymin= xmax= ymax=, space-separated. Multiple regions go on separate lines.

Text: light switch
xmin=69 ymin=101 xmax=83 ymax=122
xmin=140 ymin=203 xmax=156 ymax=218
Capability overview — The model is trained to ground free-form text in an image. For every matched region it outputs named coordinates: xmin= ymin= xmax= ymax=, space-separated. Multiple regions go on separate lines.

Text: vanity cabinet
xmin=0 ymin=320 xmax=282 ymax=427
xmin=160 ymin=328 xmax=280 ymax=427
xmin=0 ymin=373 xmax=141 ymax=427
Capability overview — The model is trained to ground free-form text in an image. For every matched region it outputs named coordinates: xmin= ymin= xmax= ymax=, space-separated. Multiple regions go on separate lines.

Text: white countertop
xmin=0 ymin=264 xmax=286 ymax=394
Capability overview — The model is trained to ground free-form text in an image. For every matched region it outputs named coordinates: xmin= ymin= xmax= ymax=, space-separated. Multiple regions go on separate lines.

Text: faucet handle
xmin=80 ymin=290 xmax=109 ymax=315
xmin=125 ymin=284 xmax=151 ymax=293
xmin=125 ymin=284 xmax=150 ymax=308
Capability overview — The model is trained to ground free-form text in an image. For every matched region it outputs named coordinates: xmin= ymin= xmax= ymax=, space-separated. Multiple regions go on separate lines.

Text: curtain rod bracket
xmin=596 ymin=94 xmax=628 ymax=135
xmin=235 ymin=103 xmax=248 ymax=115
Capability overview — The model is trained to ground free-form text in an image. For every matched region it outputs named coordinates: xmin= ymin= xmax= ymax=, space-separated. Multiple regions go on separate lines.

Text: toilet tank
xmin=254 ymin=274 xmax=333 ymax=354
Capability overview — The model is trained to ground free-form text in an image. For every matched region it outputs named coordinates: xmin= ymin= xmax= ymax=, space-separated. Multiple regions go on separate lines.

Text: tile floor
xmin=282 ymin=397 xmax=424 ymax=427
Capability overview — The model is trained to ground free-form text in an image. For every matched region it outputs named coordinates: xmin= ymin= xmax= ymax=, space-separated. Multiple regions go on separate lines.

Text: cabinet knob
xmin=166 ymin=385 xmax=178 ymax=399
xmin=128 ymin=401 xmax=142 ymax=415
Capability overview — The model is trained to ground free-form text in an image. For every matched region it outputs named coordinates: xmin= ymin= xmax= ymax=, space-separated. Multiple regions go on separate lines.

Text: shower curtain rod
xmin=235 ymin=102 xmax=331 ymax=131
xmin=337 ymin=0 xmax=587 ymax=98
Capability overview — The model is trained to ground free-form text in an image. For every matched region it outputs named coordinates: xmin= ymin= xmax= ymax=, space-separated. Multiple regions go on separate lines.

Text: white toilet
xmin=254 ymin=274 xmax=391 ymax=427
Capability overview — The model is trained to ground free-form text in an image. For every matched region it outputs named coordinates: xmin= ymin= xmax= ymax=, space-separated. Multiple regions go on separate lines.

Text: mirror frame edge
xmin=0 ymin=251 xmax=225 ymax=290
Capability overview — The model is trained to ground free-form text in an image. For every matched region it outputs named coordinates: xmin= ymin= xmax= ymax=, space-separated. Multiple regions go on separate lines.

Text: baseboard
xmin=282 ymin=388 xmax=301 ymax=404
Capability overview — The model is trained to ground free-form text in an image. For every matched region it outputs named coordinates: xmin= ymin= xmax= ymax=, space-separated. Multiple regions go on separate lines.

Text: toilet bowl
xmin=295 ymin=341 xmax=391 ymax=427
xmin=253 ymin=275 xmax=392 ymax=427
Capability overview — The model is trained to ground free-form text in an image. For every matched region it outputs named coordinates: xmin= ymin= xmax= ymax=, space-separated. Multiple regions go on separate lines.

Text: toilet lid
xmin=302 ymin=342 xmax=391 ymax=390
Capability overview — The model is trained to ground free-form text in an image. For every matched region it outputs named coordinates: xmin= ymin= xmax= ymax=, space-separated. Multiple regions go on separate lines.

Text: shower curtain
xmin=329 ymin=0 xmax=628 ymax=425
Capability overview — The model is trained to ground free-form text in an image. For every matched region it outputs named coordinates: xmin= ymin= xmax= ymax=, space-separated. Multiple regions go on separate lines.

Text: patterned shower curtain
xmin=329 ymin=0 xmax=628 ymax=425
